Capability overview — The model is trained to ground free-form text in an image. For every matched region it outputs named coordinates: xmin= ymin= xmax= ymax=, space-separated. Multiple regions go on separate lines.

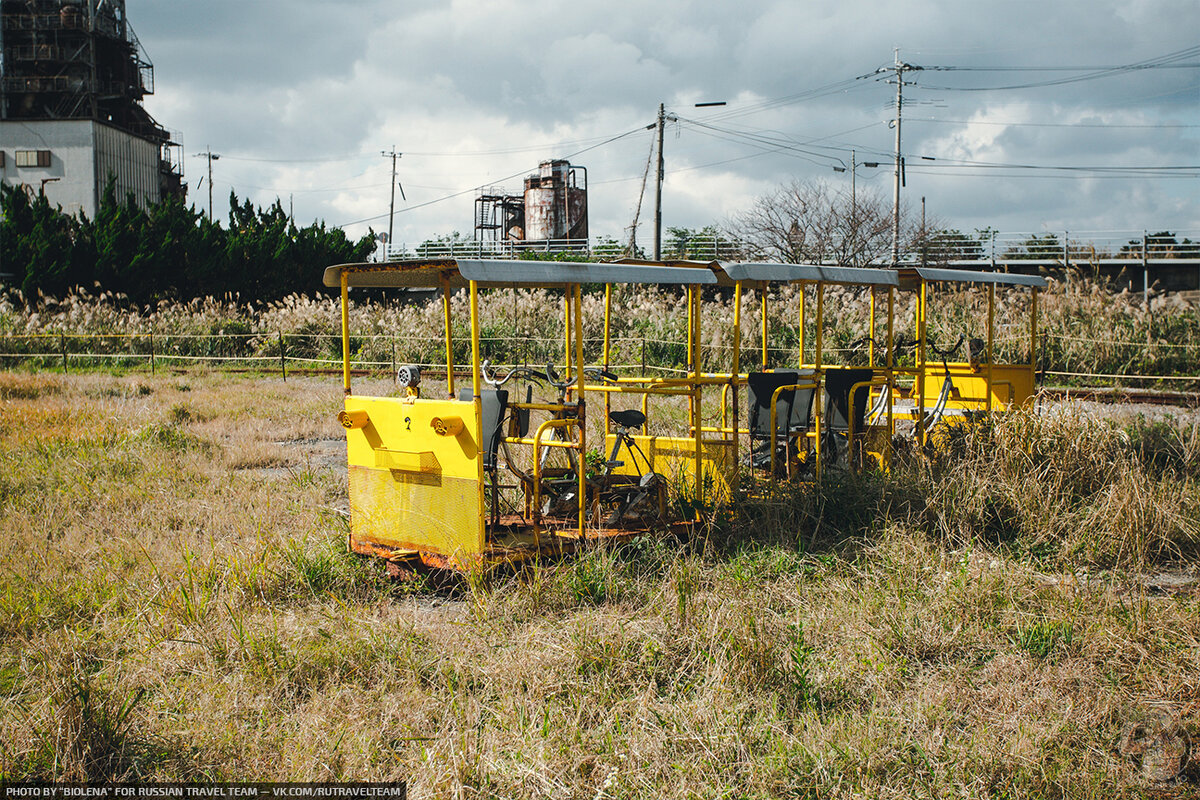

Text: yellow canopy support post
xmin=603 ymin=284 xmax=612 ymax=435
xmin=693 ymin=283 xmax=703 ymax=497
xmin=986 ymin=283 xmax=995 ymax=415
xmin=1030 ymin=286 xmax=1039 ymax=390
xmin=887 ymin=286 xmax=895 ymax=462
xmin=731 ymin=281 xmax=742 ymax=486
xmin=563 ymin=289 xmax=572 ymax=382
xmin=469 ymin=281 xmax=482 ymax=400
xmin=573 ymin=284 xmax=587 ymax=539
xmin=798 ymin=284 xmax=806 ymax=368
xmin=442 ymin=275 xmax=455 ymax=398
xmin=869 ymin=289 xmax=876 ymax=368
xmin=814 ymin=282 xmax=824 ymax=480
xmin=340 ymin=271 xmax=351 ymax=395
xmin=760 ymin=284 xmax=769 ymax=370
xmin=916 ymin=280 xmax=928 ymax=444
xmin=468 ymin=279 xmax=485 ymax=555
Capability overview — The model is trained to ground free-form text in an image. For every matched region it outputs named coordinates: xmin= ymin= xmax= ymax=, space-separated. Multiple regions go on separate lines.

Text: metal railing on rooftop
xmin=385 ymin=229 xmax=1200 ymax=267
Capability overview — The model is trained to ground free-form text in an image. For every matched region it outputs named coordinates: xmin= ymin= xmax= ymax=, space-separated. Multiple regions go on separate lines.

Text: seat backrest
xmin=459 ymin=388 xmax=508 ymax=469
xmin=744 ymin=374 xmax=811 ymax=438
xmin=823 ymin=368 xmax=876 ymax=434
xmin=789 ymin=368 xmax=817 ymax=430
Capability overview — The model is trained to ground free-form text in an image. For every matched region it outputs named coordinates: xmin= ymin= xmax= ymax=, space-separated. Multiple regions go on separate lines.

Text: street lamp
xmin=833 ymin=150 xmax=880 ymax=212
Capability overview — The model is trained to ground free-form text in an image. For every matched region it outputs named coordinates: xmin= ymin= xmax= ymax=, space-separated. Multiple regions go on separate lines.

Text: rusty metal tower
xmin=0 ymin=0 xmax=182 ymax=197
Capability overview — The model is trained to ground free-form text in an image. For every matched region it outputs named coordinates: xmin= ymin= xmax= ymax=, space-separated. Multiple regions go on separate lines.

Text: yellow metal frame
xmin=331 ymin=258 xmax=1043 ymax=570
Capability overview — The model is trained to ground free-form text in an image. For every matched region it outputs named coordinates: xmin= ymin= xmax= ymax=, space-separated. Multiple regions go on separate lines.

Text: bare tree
xmin=729 ymin=179 xmax=924 ymax=266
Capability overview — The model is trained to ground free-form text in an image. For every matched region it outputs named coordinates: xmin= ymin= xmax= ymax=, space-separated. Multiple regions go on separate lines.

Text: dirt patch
xmin=237 ymin=437 xmax=345 ymax=479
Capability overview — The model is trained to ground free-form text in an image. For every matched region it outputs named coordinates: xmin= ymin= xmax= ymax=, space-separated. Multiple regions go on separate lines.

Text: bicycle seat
xmin=608 ymin=409 xmax=646 ymax=429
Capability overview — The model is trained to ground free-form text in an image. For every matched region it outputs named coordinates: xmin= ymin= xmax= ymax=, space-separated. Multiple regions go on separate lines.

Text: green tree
xmin=1002 ymin=233 xmax=1061 ymax=260
xmin=0 ymin=183 xmax=89 ymax=297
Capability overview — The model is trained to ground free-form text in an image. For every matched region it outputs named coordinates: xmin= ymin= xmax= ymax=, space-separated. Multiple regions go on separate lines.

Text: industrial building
xmin=0 ymin=0 xmax=181 ymax=218
xmin=475 ymin=159 xmax=588 ymax=247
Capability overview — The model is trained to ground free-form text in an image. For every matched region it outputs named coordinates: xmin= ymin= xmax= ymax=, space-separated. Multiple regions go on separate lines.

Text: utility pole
xmin=381 ymin=148 xmax=404 ymax=256
xmin=653 ymin=104 xmax=665 ymax=261
xmin=886 ymin=49 xmax=921 ymax=266
xmin=194 ymin=147 xmax=220 ymax=222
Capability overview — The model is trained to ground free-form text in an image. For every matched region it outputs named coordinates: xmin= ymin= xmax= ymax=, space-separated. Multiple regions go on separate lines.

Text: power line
xmin=918 ymin=45 xmax=1200 ymax=91
xmin=335 ymin=125 xmax=647 ymax=228
xmin=908 ymin=116 xmax=1200 ymax=129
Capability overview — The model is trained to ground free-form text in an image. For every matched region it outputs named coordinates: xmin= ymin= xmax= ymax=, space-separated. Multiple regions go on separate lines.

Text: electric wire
xmin=335 ymin=125 xmax=648 ymax=227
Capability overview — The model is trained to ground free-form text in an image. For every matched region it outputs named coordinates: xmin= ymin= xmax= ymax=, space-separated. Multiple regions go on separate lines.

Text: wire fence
xmin=0 ymin=330 xmax=1195 ymax=389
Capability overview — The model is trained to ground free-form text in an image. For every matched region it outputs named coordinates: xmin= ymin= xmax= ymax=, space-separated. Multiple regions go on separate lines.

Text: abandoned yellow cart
xmin=323 ymin=258 xmax=716 ymax=570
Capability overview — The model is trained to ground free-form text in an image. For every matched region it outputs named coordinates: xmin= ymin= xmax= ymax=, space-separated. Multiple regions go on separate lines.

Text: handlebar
xmin=928 ymin=335 xmax=965 ymax=359
xmin=481 ymin=360 xmax=618 ymax=389
xmin=481 ymin=360 xmax=549 ymax=387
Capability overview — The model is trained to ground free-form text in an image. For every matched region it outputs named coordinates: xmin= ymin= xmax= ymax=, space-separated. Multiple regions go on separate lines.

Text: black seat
xmin=459 ymin=388 xmax=508 ymax=470
xmin=747 ymin=370 xmax=816 ymax=438
xmin=609 ymin=409 xmax=646 ymax=430
xmin=823 ymin=368 xmax=875 ymax=436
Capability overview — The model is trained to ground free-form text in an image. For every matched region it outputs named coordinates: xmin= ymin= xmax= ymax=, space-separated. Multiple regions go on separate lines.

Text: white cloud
xmin=134 ymin=0 xmax=1200 ymax=245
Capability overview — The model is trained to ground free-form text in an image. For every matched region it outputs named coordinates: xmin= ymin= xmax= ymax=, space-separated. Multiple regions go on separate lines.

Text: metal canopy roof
xmin=323 ymin=259 xmax=717 ymax=289
xmin=906 ymin=267 xmax=1048 ymax=288
xmin=724 ymin=263 xmax=901 ymax=286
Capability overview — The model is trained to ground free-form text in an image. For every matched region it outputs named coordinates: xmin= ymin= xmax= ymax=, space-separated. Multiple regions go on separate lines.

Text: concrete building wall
xmin=0 ymin=119 xmax=160 ymax=219
xmin=94 ymin=123 xmax=160 ymax=211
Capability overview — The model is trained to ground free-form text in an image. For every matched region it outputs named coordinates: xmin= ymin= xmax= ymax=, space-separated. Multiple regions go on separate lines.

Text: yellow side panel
xmin=921 ymin=362 xmax=1034 ymax=411
xmin=605 ymin=434 xmax=734 ymax=505
xmin=343 ymin=396 xmax=483 ymax=558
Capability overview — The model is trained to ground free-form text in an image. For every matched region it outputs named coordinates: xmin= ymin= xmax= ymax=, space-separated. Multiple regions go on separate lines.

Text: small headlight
xmin=397 ymin=364 xmax=421 ymax=388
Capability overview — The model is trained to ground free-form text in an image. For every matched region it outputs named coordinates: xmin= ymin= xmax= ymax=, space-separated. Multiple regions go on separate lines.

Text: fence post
xmin=279 ymin=331 xmax=287 ymax=381
xmin=1063 ymin=230 xmax=1069 ymax=270
xmin=391 ymin=336 xmax=397 ymax=384
xmin=641 ymin=337 xmax=647 ymax=375
xmin=150 ymin=332 xmax=155 ymax=375
xmin=60 ymin=333 xmax=68 ymax=373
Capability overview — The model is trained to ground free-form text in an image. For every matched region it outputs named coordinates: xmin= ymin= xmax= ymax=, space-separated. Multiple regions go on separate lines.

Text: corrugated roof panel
xmin=323 ymin=259 xmax=716 ymax=288
xmin=723 ymin=263 xmax=900 ymax=286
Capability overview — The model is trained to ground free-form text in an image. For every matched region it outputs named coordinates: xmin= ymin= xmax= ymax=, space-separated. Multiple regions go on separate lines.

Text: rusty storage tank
xmin=523 ymin=160 xmax=588 ymax=242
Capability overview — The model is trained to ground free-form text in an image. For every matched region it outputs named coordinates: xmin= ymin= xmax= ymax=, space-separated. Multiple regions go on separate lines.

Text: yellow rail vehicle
xmin=326 ymin=258 xmax=1046 ymax=572
xmin=323 ymin=259 xmax=716 ymax=570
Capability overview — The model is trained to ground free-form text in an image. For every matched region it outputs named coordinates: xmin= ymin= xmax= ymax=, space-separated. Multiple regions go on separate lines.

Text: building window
xmin=15 ymin=150 xmax=51 ymax=167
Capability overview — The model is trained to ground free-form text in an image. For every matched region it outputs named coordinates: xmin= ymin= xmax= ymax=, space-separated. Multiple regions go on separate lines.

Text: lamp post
xmin=833 ymin=150 xmax=881 ymax=216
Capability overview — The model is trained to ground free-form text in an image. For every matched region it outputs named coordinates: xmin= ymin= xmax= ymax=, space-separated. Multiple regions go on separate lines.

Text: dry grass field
xmin=1 ymin=369 xmax=1198 ymax=798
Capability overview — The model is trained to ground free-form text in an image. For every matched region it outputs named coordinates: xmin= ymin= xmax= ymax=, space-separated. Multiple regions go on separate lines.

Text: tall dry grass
xmin=2 ymin=277 xmax=1198 ymax=382
xmin=0 ymin=370 xmax=1197 ymax=797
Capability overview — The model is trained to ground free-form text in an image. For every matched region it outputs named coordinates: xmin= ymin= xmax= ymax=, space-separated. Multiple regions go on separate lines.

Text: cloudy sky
xmin=135 ymin=0 xmax=1199 ymax=250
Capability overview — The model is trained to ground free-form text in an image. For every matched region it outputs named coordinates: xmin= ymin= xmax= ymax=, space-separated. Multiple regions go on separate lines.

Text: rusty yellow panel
xmin=606 ymin=433 xmax=734 ymax=504
xmin=342 ymin=395 xmax=483 ymax=558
